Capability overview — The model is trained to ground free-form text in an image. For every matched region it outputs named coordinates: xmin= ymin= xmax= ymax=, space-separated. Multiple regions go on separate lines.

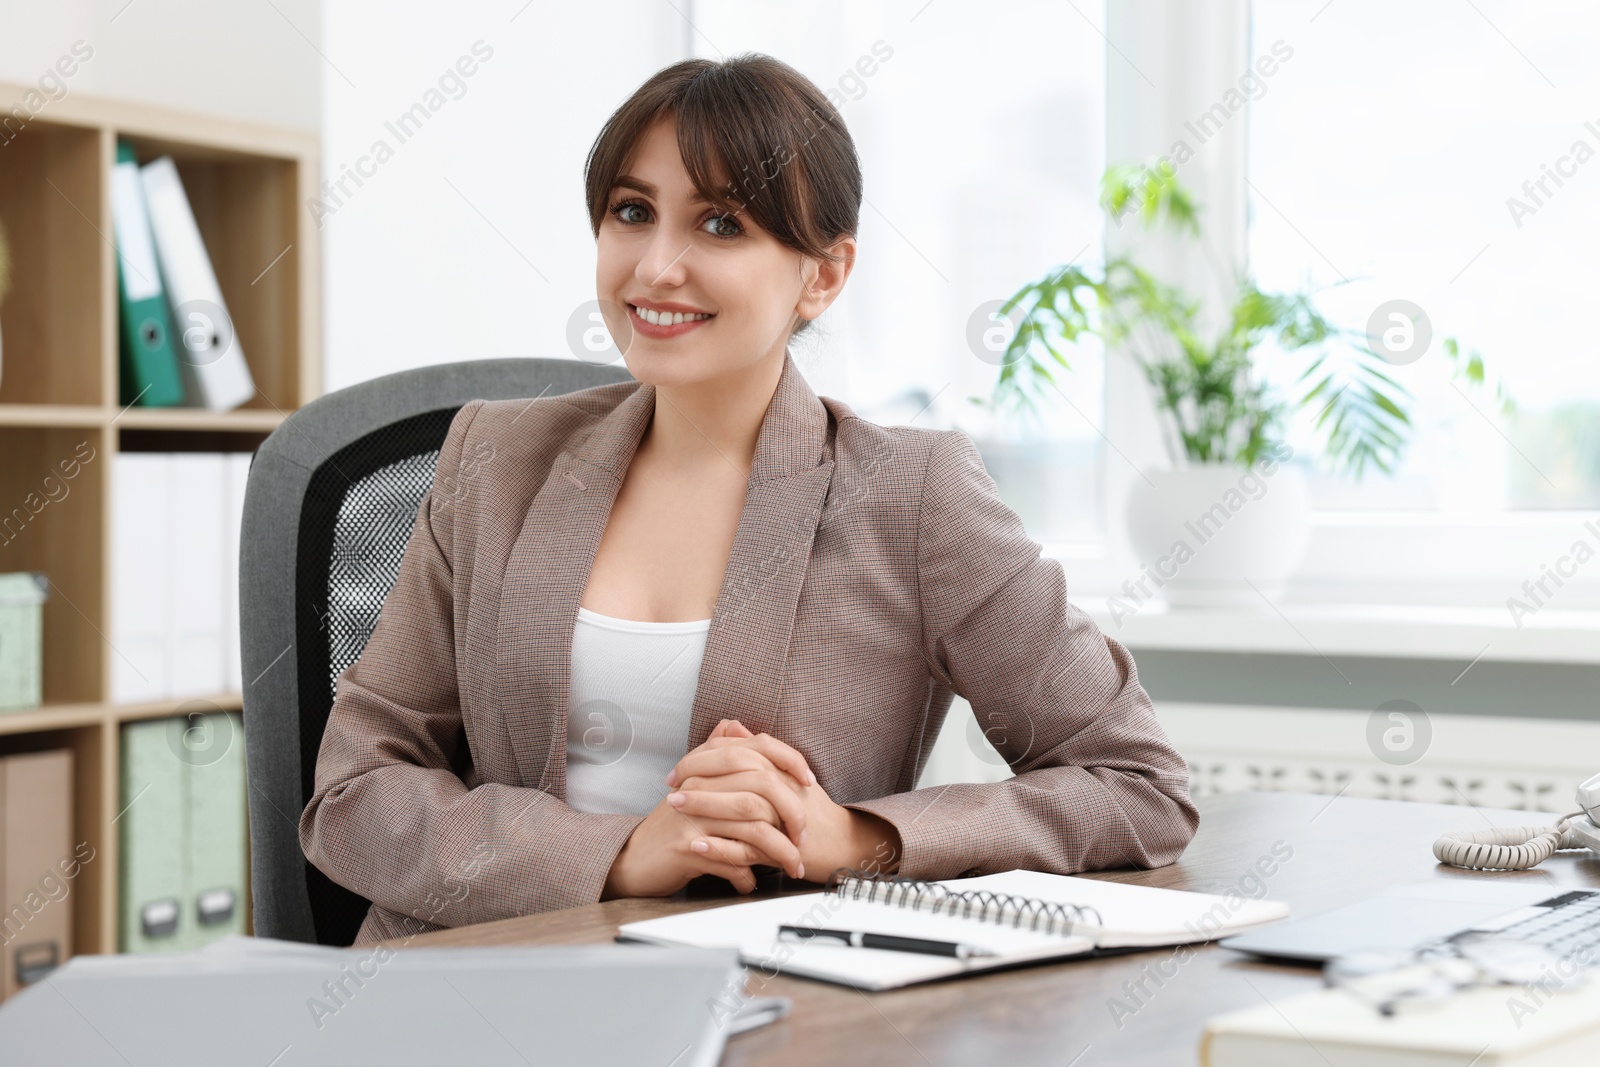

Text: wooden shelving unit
xmin=0 ymin=83 xmax=320 ymax=958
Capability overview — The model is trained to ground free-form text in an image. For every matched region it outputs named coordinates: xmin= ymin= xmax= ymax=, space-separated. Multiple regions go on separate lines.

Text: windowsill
xmin=1080 ymin=599 xmax=1600 ymax=665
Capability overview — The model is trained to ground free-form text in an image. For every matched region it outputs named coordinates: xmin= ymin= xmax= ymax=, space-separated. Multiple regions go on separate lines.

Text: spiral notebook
xmin=618 ymin=868 xmax=1290 ymax=991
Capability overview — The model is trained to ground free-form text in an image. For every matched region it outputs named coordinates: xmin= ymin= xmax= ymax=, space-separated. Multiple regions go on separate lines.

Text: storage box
xmin=0 ymin=573 xmax=48 ymax=712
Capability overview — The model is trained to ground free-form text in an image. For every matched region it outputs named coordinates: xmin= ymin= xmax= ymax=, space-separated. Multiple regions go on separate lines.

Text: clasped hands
xmin=601 ymin=719 xmax=901 ymax=899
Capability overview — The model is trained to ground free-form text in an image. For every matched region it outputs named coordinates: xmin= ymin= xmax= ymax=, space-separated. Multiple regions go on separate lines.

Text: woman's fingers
xmin=672 ymin=771 xmax=807 ymax=841
xmin=668 ymin=745 xmax=814 ymax=796
xmin=684 ymin=838 xmax=758 ymax=895
xmin=668 ymin=731 xmax=816 ymax=790
xmin=668 ymin=786 xmax=779 ymax=826
xmin=688 ymin=818 xmax=803 ymax=879
xmin=687 ymin=834 xmax=773 ymax=877
xmin=698 ymin=733 xmax=816 ymax=788
xmin=668 ymin=746 xmax=775 ymax=785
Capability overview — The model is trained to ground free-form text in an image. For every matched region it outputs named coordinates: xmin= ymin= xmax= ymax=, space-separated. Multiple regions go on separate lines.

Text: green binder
xmin=182 ymin=710 xmax=247 ymax=949
xmin=112 ymin=140 xmax=183 ymax=407
xmin=119 ymin=711 xmax=248 ymax=953
xmin=119 ymin=719 xmax=185 ymax=954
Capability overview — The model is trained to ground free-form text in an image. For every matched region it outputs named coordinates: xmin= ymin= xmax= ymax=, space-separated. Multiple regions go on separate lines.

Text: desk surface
xmin=399 ymin=792 xmax=1600 ymax=1066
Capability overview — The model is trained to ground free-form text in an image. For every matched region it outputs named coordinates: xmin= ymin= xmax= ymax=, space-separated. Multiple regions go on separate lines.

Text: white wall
xmin=320 ymin=0 xmax=685 ymax=392
xmin=0 ymin=0 xmax=322 ymax=130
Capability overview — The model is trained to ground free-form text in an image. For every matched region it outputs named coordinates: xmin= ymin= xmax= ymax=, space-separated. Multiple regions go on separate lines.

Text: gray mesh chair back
xmin=240 ymin=358 xmax=634 ymax=945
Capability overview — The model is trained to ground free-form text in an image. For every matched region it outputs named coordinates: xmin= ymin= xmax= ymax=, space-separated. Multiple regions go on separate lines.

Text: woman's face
xmin=595 ymin=114 xmax=850 ymax=388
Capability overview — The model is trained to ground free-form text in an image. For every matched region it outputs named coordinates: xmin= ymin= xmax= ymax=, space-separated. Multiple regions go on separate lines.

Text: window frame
xmin=1054 ymin=0 xmax=1600 ymax=610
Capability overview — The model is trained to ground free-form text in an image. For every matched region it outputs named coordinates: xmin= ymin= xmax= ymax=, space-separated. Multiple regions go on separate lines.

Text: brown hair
xmin=584 ymin=53 xmax=862 ymax=338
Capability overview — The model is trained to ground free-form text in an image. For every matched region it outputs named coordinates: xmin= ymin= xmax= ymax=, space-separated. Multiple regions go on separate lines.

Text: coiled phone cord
xmin=1433 ymin=810 xmax=1588 ymax=870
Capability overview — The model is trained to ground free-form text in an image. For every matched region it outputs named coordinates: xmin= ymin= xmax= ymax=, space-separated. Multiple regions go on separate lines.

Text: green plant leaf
xmin=983 ymin=164 xmax=1506 ymax=476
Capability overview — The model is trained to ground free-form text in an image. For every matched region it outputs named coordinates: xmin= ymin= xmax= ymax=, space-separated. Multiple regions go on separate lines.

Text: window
xmin=1250 ymin=0 xmax=1600 ymax=512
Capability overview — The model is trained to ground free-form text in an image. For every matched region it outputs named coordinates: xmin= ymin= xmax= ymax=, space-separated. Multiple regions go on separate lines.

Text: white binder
xmin=111 ymin=451 xmax=247 ymax=703
xmin=139 ymin=156 xmax=256 ymax=412
xmin=110 ymin=454 xmax=170 ymax=703
xmin=110 ymin=155 xmax=163 ymax=307
xmin=220 ymin=453 xmax=250 ymax=693
xmin=166 ymin=454 xmax=225 ymax=698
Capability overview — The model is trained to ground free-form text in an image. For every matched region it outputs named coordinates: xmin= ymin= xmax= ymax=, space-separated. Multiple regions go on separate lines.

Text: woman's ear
xmin=794 ymin=235 xmax=857 ymax=324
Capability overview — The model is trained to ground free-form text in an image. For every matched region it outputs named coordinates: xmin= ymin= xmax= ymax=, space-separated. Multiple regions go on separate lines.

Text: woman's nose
xmin=636 ymin=226 xmax=693 ymax=288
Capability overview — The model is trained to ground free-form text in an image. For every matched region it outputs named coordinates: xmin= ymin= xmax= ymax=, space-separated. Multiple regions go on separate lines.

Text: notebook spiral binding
xmin=822 ymin=868 xmax=1103 ymax=936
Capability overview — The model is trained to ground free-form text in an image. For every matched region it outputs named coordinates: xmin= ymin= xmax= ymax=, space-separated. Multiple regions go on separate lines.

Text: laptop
xmin=1221 ymin=880 xmax=1600 ymax=964
xmin=0 ymin=942 xmax=767 ymax=1066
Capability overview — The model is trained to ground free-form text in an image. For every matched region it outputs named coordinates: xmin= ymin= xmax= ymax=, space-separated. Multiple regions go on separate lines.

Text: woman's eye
xmin=704 ymin=213 xmax=742 ymax=239
xmin=613 ymin=201 xmax=649 ymax=224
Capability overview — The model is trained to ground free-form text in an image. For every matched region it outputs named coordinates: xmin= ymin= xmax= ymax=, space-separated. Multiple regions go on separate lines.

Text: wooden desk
xmin=399 ymin=792 xmax=1600 ymax=1066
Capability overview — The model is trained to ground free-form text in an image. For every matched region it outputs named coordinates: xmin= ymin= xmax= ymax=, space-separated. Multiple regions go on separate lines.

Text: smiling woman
xmin=584 ymin=52 xmax=862 ymax=371
xmin=298 ymin=52 xmax=1197 ymax=947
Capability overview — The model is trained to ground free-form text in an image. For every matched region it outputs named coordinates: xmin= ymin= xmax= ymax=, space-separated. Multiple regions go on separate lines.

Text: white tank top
xmin=564 ymin=605 xmax=712 ymax=816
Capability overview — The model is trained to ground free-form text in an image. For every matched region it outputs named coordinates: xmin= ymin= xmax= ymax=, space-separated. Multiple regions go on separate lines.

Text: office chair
xmin=239 ymin=357 xmax=634 ymax=945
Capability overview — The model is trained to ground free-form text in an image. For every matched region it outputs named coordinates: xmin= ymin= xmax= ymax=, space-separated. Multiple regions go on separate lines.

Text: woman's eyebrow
xmin=612 ymin=175 xmax=712 ymax=205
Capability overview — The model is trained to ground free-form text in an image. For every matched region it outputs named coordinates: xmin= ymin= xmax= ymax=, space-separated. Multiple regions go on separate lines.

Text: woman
xmin=299 ymin=53 xmax=1198 ymax=946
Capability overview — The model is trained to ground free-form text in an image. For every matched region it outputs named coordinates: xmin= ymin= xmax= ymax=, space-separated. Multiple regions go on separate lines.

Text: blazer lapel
xmin=495 ymin=352 xmax=836 ymax=795
xmin=688 ymin=378 xmax=836 ymax=750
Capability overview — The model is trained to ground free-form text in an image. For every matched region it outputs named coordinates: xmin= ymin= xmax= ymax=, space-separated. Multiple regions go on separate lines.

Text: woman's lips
xmin=629 ymin=303 xmax=715 ymax=339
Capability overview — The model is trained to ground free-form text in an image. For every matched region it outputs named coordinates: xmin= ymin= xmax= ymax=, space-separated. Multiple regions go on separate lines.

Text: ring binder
xmin=822 ymin=868 xmax=1104 ymax=935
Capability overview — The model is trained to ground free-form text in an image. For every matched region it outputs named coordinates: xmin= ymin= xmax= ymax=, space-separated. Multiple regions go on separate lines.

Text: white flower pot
xmin=1124 ymin=458 xmax=1311 ymax=608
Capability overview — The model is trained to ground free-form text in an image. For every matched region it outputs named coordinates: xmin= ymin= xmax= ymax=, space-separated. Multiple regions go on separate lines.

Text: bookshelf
xmin=0 ymin=83 xmax=320 ymax=958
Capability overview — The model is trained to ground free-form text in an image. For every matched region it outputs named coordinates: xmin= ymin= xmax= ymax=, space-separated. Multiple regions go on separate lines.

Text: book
xmin=1200 ymin=963 xmax=1600 ymax=1066
xmin=618 ymin=867 xmax=1290 ymax=991
xmin=138 ymin=156 xmax=255 ymax=412
xmin=110 ymin=141 xmax=184 ymax=408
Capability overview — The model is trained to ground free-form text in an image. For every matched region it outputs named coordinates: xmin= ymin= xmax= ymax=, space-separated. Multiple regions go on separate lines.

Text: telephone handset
xmin=1433 ymin=771 xmax=1600 ymax=870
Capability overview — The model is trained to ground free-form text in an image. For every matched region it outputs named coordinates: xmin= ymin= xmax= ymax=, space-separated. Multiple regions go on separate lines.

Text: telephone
xmin=1433 ymin=771 xmax=1600 ymax=870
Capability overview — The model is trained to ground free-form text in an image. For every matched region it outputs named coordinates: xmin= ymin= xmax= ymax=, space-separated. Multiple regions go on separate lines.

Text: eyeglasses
xmin=1323 ymin=935 xmax=1585 ymax=1017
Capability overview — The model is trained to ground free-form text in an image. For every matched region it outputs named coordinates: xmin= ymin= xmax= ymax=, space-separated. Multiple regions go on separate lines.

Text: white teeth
xmin=633 ymin=305 xmax=712 ymax=327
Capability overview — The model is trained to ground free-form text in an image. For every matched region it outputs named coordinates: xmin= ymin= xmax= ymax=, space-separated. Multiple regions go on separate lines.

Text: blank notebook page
xmin=947 ymin=870 xmax=1291 ymax=946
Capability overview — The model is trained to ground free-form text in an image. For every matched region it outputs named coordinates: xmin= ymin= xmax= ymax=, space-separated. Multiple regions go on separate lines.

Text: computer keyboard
xmin=1416 ymin=889 xmax=1600 ymax=964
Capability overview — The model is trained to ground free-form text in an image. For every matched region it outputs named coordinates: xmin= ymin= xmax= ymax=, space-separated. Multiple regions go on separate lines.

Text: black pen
xmin=777 ymin=925 xmax=998 ymax=960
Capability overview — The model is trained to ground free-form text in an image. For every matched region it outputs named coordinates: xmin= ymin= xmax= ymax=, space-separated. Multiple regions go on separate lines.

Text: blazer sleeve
xmin=844 ymin=429 xmax=1199 ymax=880
xmin=297 ymin=400 xmax=645 ymax=929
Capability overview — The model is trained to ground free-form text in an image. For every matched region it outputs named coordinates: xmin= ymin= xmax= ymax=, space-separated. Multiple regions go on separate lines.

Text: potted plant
xmin=973 ymin=162 xmax=1504 ymax=607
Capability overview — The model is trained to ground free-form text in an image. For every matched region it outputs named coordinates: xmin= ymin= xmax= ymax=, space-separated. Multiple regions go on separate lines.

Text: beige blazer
xmin=299 ymin=351 xmax=1198 ymax=946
